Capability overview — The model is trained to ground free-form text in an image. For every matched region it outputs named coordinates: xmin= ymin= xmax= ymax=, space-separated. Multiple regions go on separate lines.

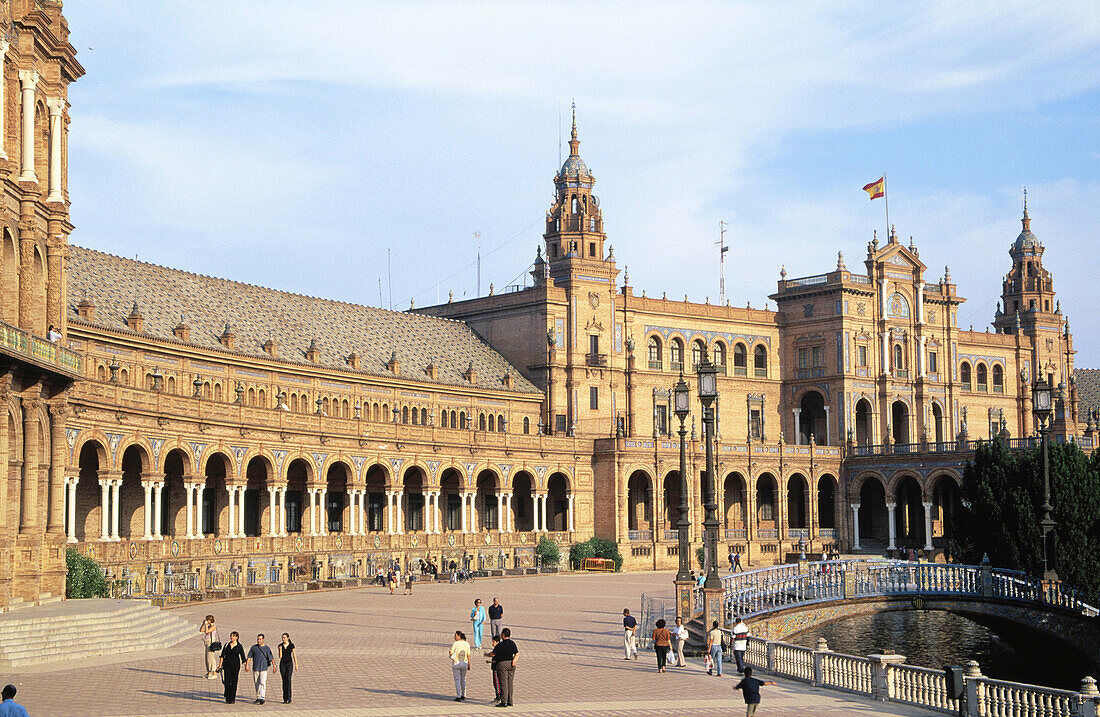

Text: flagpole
xmin=884 ymin=173 xmax=890 ymax=239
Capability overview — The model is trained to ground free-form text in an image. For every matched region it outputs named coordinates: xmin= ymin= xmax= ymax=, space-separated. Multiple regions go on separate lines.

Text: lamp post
xmin=696 ymin=349 xmax=721 ymax=590
xmin=673 ymin=372 xmax=692 ymax=584
xmin=1031 ymin=376 xmax=1058 ymax=582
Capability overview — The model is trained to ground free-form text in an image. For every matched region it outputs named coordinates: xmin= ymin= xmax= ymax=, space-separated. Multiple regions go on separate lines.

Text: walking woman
xmin=671 ymin=616 xmax=688 ymax=667
xmin=449 ymin=630 xmax=471 ymax=701
xmin=218 ymin=631 xmax=247 ymax=704
xmin=651 ymin=619 xmax=672 ymax=673
xmin=277 ymin=633 xmax=298 ymax=704
xmin=469 ymin=598 xmax=487 ymax=649
xmin=199 ymin=614 xmax=220 ymax=679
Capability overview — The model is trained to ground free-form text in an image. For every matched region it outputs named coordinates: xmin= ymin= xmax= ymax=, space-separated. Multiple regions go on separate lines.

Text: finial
xmin=448 ymin=290 xmax=453 ymax=303
xmin=837 ymin=251 xmax=845 ymax=270
xmin=536 ymin=245 xmax=542 ymax=258
xmin=944 ymin=265 xmax=951 ymax=282
xmin=1023 ymin=186 xmax=1028 ymax=215
xmin=780 ymin=265 xmax=787 ymax=280
xmin=571 ymin=99 xmax=577 ymax=140
xmin=607 ymin=245 xmax=614 ymax=260
xmin=889 ymin=224 xmax=897 ymax=242
xmin=488 ymin=283 xmax=494 ymax=296
xmin=623 ymin=265 xmax=629 ymax=285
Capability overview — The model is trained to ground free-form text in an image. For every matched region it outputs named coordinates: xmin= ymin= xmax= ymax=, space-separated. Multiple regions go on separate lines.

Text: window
xmin=754 ymin=345 xmax=768 ymax=377
xmin=523 ymin=417 xmax=530 ymax=434
xmin=960 ymin=362 xmax=972 ymax=390
xmin=411 ymin=405 xmax=418 ymax=424
xmin=714 ymin=342 xmax=727 ymax=373
xmin=488 ymin=414 xmax=495 ymax=431
xmin=590 ymin=386 xmax=599 ymax=410
xmin=811 ymin=346 xmax=823 ymax=368
xmin=589 ymin=242 xmax=596 ymax=257
xmin=992 ymin=364 xmax=1004 ymax=393
xmin=670 ymin=339 xmax=684 ymax=370
xmin=750 ymin=409 xmax=762 ymax=440
xmin=479 ymin=413 xmax=487 ymax=430
xmin=692 ymin=339 xmax=705 ymax=369
xmin=648 ymin=336 xmax=663 ymax=370
xmin=555 ymin=414 xmax=567 ymax=435
xmin=798 ymin=348 xmax=808 ymax=369
xmin=976 ymin=364 xmax=988 ymax=392
xmin=733 ymin=343 xmax=747 ymax=376
xmin=893 ymin=344 xmax=904 ymax=370
xmin=589 ymin=335 xmax=599 ymax=356
xmin=402 ymin=406 xmax=409 ymax=423
xmin=858 ymin=345 xmax=868 ymax=367
xmin=655 ymin=405 xmax=668 ymax=436
xmin=928 ymin=351 xmax=938 ymax=373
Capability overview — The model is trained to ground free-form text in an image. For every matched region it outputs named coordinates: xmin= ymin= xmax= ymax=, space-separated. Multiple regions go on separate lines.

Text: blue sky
xmin=64 ymin=2 xmax=1100 ymax=361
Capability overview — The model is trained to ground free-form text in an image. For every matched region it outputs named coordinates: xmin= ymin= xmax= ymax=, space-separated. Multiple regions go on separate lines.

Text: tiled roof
xmin=1074 ymin=368 xmax=1100 ymax=418
xmin=66 ymin=246 xmax=539 ymax=394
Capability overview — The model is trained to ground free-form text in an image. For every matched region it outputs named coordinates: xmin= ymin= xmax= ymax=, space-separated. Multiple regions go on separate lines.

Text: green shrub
xmin=569 ymin=537 xmax=623 ymax=571
xmin=696 ymin=546 xmax=706 ymax=570
xmin=535 ymin=536 xmax=561 ymax=567
xmin=65 ymin=549 xmax=109 ymax=599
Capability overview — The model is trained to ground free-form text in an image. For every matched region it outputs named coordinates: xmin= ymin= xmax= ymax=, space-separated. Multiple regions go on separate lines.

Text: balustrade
xmin=887 ymin=664 xmax=958 ymax=712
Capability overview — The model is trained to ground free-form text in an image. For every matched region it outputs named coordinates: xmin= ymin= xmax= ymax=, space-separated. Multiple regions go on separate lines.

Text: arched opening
xmin=670 ymin=338 xmax=684 ymax=371
xmin=976 ymin=364 xmax=988 ymax=392
xmin=546 ymin=473 xmax=569 ymax=532
xmin=858 ymin=477 xmax=888 ymax=545
xmin=512 ymin=471 xmax=535 ymax=532
xmin=479 ymin=413 xmax=486 ymax=431
xmin=713 ymin=342 xmax=727 ymax=373
xmin=892 ymin=401 xmax=910 ymax=445
xmin=440 ymin=468 xmax=463 ymax=531
xmin=799 ymin=391 xmax=827 ymax=445
xmin=787 ymin=474 xmax=808 ymax=531
xmin=931 ymin=402 xmax=944 ymax=443
xmin=691 ymin=339 xmax=705 ymax=369
xmin=662 ymin=471 xmax=681 ymax=532
xmin=855 ymin=399 xmax=873 ymax=446
xmin=931 ymin=475 xmax=962 ymax=546
xmin=402 ymin=466 xmax=425 ymax=532
xmin=647 ymin=336 xmax=662 ymax=370
xmin=817 ymin=475 xmax=837 ymax=530
xmin=723 ymin=472 xmax=746 ymax=535
xmin=475 ymin=469 xmax=499 ymax=531
xmin=285 ymin=458 xmax=310 ymax=534
xmin=992 ymin=364 xmax=1003 ymax=393
xmin=893 ymin=343 xmax=905 ymax=372
xmin=243 ymin=456 xmax=272 ymax=538
xmin=202 ymin=453 xmax=231 ymax=537
xmin=960 ymin=361 xmax=971 ymax=390
xmin=75 ymin=440 xmax=107 ymax=540
xmin=119 ymin=445 xmax=150 ymax=539
xmin=754 ymin=345 xmax=768 ymax=377
xmin=326 ymin=462 xmax=351 ymax=533
xmin=162 ymin=449 xmax=190 ymax=538
xmin=364 ymin=464 xmax=387 ymax=532
xmin=627 ymin=471 xmax=652 ymax=533
xmin=733 ymin=343 xmax=747 ymax=376
xmin=0 ymin=229 xmax=18 ymax=324
xmin=755 ymin=473 xmax=777 ymax=536
xmin=893 ymin=475 xmax=925 ymax=548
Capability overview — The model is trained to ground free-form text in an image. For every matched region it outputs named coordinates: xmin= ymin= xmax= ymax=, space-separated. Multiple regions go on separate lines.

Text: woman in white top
xmin=671 ymin=616 xmax=688 ymax=667
xmin=448 ymin=630 xmax=472 ymax=701
xmin=199 ymin=614 xmax=219 ymax=678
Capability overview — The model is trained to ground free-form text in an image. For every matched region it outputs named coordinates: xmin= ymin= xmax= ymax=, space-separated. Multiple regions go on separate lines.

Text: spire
xmin=1021 ymin=186 xmax=1031 ymax=232
xmin=568 ymin=99 xmax=580 ymax=156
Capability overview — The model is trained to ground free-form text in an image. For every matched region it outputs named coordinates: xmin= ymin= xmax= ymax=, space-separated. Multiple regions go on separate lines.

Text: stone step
xmin=0 ymin=601 xmax=153 ymax=631
xmin=0 ymin=611 xmax=191 ymax=648
xmin=0 ymin=623 xmax=193 ymax=667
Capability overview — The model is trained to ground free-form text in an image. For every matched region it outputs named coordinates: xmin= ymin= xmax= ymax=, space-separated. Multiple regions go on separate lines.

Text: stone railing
xmin=0 ymin=320 xmax=81 ymax=375
xmin=738 ymin=635 xmax=1100 ymax=716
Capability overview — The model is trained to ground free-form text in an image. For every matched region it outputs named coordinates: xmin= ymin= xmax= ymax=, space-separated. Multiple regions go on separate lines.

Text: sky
xmin=63 ymin=2 xmax=1100 ymax=362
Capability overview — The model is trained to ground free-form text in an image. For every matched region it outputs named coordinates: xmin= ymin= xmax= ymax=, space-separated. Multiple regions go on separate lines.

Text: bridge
xmin=657 ymin=559 xmax=1100 ymax=716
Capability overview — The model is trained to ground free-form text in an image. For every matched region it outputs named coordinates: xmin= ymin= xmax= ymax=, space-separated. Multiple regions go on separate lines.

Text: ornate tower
xmin=543 ymin=104 xmax=607 ymax=278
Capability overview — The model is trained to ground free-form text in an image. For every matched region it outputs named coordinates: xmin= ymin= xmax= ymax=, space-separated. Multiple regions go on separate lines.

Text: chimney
xmin=347 ymin=352 xmax=360 ymax=369
xmin=502 ymin=369 xmax=513 ymax=389
xmin=263 ymin=339 xmax=278 ymax=358
xmin=126 ymin=301 xmax=144 ymax=333
xmin=219 ymin=323 xmax=235 ymax=350
xmin=463 ymin=361 xmax=477 ymax=384
xmin=425 ymin=358 xmax=437 ymax=380
xmin=77 ymin=296 xmax=95 ymax=321
xmin=386 ymin=350 xmax=400 ymax=374
xmin=305 ymin=338 xmax=320 ymax=363
xmin=172 ymin=314 xmax=189 ymax=342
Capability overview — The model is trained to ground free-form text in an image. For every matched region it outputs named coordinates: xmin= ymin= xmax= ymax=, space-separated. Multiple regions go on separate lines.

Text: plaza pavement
xmin=7 ymin=571 xmax=935 ymax=716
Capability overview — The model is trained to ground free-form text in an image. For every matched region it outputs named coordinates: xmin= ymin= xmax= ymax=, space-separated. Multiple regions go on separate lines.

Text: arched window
xmin=992 ymin=364 xmax=1004 ymax=393
xmin=713 ymin=342 xmax=726 ymax=374
xmin=893 ymin=344 xmax=904 ymax=370
xmin=459 ymin=411 xmax=466 ymax=429
xmin=692 ymin=339 xmax=705 ymax=369
xmin=670 ymin=338 xmax=684 ymax=370
xmin=290 ymin=394 xmax=299 ymax=412
xmin=421 ymin=408 xmax=428 ymax=425
xmin=451 ymin=410 xmax=457 ymax=428
xmin=411 ymin=406 xmax=419 ymax=425
xmin=488 ymin=414 xmax=495 ymax=431
xmin=323 ymin=397 xmax=330 ymax=415
xmin=960 ymin=362 xmax=971 ymax=390
xmin=523 ymin=417 xmax=530 ymax=434
xmin=479 ymin=413 xmax=486 ymax=431
xmin=258 ymin=388 xmax=266 ymax=407
xmin=247 ymin=387 xmax=255 ymax=406
xmin=381 ymin=403 xmax=389 ymax=421
xmin=976 ymin=364 xmax=988 ymax=392
xmin=167 ymin=376 xmax=176 ymax=394
xmin=498 ymin=414 xmax=505 ymax=432
xmin=733 ymin=343 xmax=747 ymax=376
xmin=402 ymin=406 xmax=409 ymax=423
xmin=754 ymin=345 xmax=768 ymax=377
xmin=647 ymin=336 xmax=662 ymax=370
xmin=373 ymin=403 xmax=381 ymax=422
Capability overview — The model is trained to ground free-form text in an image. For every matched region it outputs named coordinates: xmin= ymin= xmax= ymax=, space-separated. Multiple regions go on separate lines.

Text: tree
xmin=535 ymin=536 xmax=561 ymax=567
xmin=569 ymin=537 xmax=623 ymax=571
xmin=955 ymin=440 xmax=1100 ymax=597
xmin=65 ymin=549 xmax=109 ymax=599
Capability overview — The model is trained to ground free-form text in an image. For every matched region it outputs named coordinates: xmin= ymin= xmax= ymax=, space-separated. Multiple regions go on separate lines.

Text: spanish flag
xmin=863 ymin=177 xmax=886 ymax=200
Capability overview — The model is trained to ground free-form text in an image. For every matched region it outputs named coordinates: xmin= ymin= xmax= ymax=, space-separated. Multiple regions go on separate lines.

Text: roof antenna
xmin=558 ymin=100 xmax=562 ymax=166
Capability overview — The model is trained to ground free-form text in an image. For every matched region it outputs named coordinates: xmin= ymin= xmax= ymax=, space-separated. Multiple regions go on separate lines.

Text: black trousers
xmin=280 ymin=661 xmax=293 ymax=703
xmin=656 ymin=645 xmax=669 ymax=670
xmin=222 ymin=665 xmax=240 ymax=703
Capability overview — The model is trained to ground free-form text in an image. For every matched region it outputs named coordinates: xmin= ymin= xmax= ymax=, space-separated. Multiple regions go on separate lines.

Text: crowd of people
xmin=198 ymin=615 xmax=299 ymax=704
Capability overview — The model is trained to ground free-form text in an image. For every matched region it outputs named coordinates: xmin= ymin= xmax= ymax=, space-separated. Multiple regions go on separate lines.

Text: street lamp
xmin=673 ymin=371 xmax=692 ymax=583
xmin=1031 ymin=376 xmax=1058 ymax=581
xmin=696 ymin=348 xmax=721 ymax=590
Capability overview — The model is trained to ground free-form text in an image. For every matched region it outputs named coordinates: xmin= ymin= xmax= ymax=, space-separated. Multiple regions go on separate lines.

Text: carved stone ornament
xmin=588 ymin=291 xmax=601 ymax=309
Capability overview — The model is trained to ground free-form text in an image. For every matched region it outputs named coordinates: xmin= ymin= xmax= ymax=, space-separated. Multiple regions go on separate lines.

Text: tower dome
xmin=556 ymin=103 xmax=593 ymax=183
xmin=1013 ymin=198 xmax=1039 ymax=251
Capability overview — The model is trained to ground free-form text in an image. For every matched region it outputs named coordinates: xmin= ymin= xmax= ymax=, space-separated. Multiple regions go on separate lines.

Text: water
xmin=787 ymin=610 xmax=1093 ymax=691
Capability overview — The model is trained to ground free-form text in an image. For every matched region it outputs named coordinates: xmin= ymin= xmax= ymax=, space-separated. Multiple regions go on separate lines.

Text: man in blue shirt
xmin=246 ymin=634 xmax=275 ymax=704
xmin=622 ymin=608 xmax=638 ymax=659
xmin=0 ymin=684 xmax=29 ymax=717
xmin=734 ymin=667 xmax=777 ymax=716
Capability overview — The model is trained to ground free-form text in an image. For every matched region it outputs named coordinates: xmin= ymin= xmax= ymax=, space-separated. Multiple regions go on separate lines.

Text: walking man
xmin=731 ymin=616 xmax=749 ymax=673
xmin=728 ymin=548 xmax=735 ymax=571
xmin=491 ymin=627 xmax=519 ymax=707
xmin=488 ymin=597 xmax=504 ymax=639
xmin=733 ymin=550 xmax=744 ymax=573
xmin=706 ymin=620 xmax=724 ymax=676
xmin=0 ymin=685 xmax=28 ymax=717
xmin=622 ymin=608 xmax=638 ymax=660
xmin=734 ymin=666 xmax=777 ymax=716
xmin=246 ymin=633 xmax=275 ymax=704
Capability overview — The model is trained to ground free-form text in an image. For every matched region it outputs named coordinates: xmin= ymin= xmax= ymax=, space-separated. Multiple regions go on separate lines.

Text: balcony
xmin=648 ymin=359 xmax=663 ymax=370
xmin=724 ymin=528 xmax=746 ymax=540
xmin=0 ymin=321 xmax=82 ymax=379
xmin=585 ymin=352 xmax=607 ymax=367
xmin=628 ymin=530 xmax=652 ymax=542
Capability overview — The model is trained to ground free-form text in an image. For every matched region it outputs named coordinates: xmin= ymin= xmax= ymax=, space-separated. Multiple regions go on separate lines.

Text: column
xmin=347 ymin=489 xmax=357 ymax=535
xmin=385 ymin=491 xmax=393 ymax=535
xmin=823 ymin=406 xmax=831 ymax=445
xmin=110 ymin=479 xmax=122 ymax=540
xmin=395 ymin=490 xmax=404 ymax=534
xmin=65 ymin=477 xmax=78 ymax=542
xmin=851 ymin=503 xmax=861 ymax=551
xmin=17 ymin=70 xmax=37 ymax=183
xmin=280 ymin=487 xmax=288 ymax=536
xmin=308 ymin=489 xmax=317 ymax=536
xmin=792 ymin=409 xmax=801 ymax=445
xmin=47 ymin=402 xmax=69 ymax=534
xmin=46 ymin=98 xmax=64 ymax=202
xmin=141 ymin=482 xmax=154 ymax=540
xmin=185 ymin=483 xmax=195 ymax=539
xmin=881 ymin=332 xmax=889 ymax=376
xmin=922 ymin=501 xmax=934 ymax=552
xmin=916 ymin=282 xmax=924 ymax=324
xmin=152 ymin=482 xmax=164 ymax=538
xmin=319 ymin=488 xmax=328 ymax=535
xmin=886 ymin=502 xmax=897 ymax=551
xmin=197 ymin=483 xmax=208 ymax=537
xmin=0 ymin=40 xmax=8 ymax=160
xmin=424 ymin=491 xmax=433 ymax=533
xmin=568 ymin=494 xmax=575 ymax=532
xmin=237 ymin=486 xmax=246 ymax=537
xmin=505 ymin=493 xmax=514 ymax=532
xmin=19 ymin=395 xmax=40 ymax=534
xmin=99 ymin=479 xmax=111 ymax=540
xmin=268 ymin=487 xmax=278 ymax=537
xmin=461 ymin=493 xmax=469 ymax=533
xmin=496 ymin=493 xmax=504 ymax=531
xmin=227 ymin=485 xmax=237 ymax=538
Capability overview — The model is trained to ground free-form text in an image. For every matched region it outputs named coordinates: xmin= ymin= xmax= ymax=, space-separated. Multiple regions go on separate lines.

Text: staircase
xmin=0 ymin=599 xmax=194 ymax=669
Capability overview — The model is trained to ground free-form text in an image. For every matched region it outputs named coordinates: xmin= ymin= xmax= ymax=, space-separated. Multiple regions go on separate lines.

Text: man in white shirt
xmin=731 ymin=616 xmax=750 ymax=674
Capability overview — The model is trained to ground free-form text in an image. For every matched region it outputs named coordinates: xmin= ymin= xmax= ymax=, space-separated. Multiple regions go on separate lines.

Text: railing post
xmin=1077 ymin=676 xmax=1100 ymax=717
xmin=965 ymin=660 xmax=983 ymax=717
xmin=868 ymin=652 xmax=906 ymax=701
xmin=765 ymin=640 xmax=776 ymax=672
xmin=980 ymin=561 xmax=993 ymax=599
xmin=812 ymin=637 xmax=829 ymax=686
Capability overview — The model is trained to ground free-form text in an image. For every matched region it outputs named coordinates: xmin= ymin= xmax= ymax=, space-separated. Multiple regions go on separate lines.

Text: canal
xmin=787 ymin=610 xmax=1095 ymax=691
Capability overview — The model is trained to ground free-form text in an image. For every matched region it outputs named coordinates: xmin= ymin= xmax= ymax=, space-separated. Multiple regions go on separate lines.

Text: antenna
xmin=717 ymin=220 xmax=729 ymax=306
xmin=387 ymin=249 xmax=393 ymax=310
xmin=558 ymin=100 xmax=562 ymax=166
xmin=475 ymin=231 xmax=481 ymax=297
xmin=378 ymin=277 xmax=383 ymax=308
